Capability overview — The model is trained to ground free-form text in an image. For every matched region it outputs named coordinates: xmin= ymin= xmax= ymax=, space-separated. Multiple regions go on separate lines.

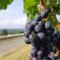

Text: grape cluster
xmin=24 ymin=8 xmax=60 ymax=60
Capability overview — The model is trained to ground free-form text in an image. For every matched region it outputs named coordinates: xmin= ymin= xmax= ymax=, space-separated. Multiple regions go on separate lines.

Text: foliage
xmin=24 ymin=0 xmax=60 ymax=19
xmin=0 ymin=0 xmax=13 ymax=9
xmin=2 ymin=29 xmax=8 ymax=35
xmin=24 ymin=0 xmax=60 ymax=26
xmin=45 ymin=0 xmax=60 ymax=15
xmin=24 ymin=0 xmax=40 ymax=19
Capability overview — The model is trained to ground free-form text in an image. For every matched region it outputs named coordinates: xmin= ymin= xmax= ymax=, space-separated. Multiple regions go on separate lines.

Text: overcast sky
xmin=0 ymin=0 xmax=27 ymax=29
xmin=0 ymin=0 xmax=60 ymax=29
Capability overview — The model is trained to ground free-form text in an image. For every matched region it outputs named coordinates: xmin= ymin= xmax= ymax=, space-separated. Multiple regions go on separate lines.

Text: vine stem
xmin=39 ymin=0 xmax=45 ymax=12
xmin=40 ymin=0 xmax=58 ymax=27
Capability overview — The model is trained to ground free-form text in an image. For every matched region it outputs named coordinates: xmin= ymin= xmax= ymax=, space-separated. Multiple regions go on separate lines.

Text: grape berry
xmin=24 ymin=8 xmax=60 ymax=60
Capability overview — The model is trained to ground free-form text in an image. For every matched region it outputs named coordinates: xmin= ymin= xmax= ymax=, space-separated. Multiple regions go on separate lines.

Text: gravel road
xmin=0 ymin=36 xmax=25 ymax=54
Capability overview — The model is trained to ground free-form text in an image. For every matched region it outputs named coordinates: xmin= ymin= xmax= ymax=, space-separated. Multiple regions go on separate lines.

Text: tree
xmin=0 ymin=0 xmax=13 ymax=10
xmin=2 ymin=29 xmax=8 ymax=35
xmin=24 ymin=0 xmax=60 ymax=26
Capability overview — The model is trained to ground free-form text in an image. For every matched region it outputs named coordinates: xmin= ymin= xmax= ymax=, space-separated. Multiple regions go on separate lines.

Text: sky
xmin=0 ymin=0 xmax=60 ymax=29
xmin=0 ymin=0 xmax=27 ymax=29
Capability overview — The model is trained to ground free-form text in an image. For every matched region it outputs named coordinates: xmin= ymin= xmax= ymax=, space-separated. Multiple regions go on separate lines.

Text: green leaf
xmin=24 ymin=0 xmax=60 ymax=19
xmin=0 ymin=0 xmax=13 ymax=10
xmin=24 ymin=0 xmax=39 ymax=19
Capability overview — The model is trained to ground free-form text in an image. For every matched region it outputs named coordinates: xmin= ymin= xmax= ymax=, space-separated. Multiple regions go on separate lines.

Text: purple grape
xmin=45 ymin=21 xmax=51 ymax=29
xmin=25 ymin=38 xmax=31 ymax=44
xmin=30 ymin=47 xmax=37 ymax=57
xmin=45 ymin=8 xmax=51 ymax=14
xmin=41 ymin=8 xmax=51 ymax=18
xmin=48 ymin=52 xmax=56 ymax=60
xmin=45 ymin=28 xmax=54 ymax=36
xmin=29 ymin=33 xmax=37 ymax=42
xmin=34 ymin=23 xmax=44 ymax=32
xmin=37 ymin=50 xmax=43 ymax=59
xmin=31 ymin=20 xmax=38 ymax=26
xmin=26 ymin=21 xmax=34 ymax=30
xmin=34 ymin=24 xmax=40 ymax=32
xmin=35 ymin=14 xmax=41 ymax=21
xmin=37 ymin=32 xmax=46 ymax=41
xmin=24 ymin=30 xmax=31 ymax=38
xmin=41 ymin=11 xmax=46 ymax=18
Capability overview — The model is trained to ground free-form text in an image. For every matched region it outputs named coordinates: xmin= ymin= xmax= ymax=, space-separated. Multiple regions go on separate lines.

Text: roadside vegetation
xmin=0 ymin=29 xmax=24 ymax=36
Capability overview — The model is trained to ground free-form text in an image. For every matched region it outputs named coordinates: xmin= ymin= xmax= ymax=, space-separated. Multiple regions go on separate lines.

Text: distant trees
xmin=2 ymin=29 xmax=8 ymax=35
xmin=0 ymin=0 xmax=13 ymax=10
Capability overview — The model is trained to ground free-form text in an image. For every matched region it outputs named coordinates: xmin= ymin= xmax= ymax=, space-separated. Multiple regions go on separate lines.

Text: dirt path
xmin=0 ymin=36 xmax=25 ymax=54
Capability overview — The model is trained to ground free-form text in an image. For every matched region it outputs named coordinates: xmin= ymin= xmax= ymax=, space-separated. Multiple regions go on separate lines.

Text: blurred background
xmin=0 ymin=0 xmax=27 ymax=36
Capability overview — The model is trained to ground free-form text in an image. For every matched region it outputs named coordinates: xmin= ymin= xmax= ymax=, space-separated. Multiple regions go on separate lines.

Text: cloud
xmin=14 ymin=17 xmax=27 ymax=26
xmin=0 ymin=16 xmax=27 ymax=29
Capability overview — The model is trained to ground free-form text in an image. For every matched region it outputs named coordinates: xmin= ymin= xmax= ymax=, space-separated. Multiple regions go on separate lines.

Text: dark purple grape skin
xmin=38 ymin=21 xmax=43 ymax=26
xmin=34 ymin=24 xmax=40 ymax=32
xmin=34 ymin=14 xmax=41 ymax=21
xmin=45 ymin=21 xmax=51 ymax=29
xmin=31 ymin=20 xmax=38 ymax=26
xmin=37 ymin=50 xmax=43 ymax=59
xmin=25 ymin=21 xmax=34 ymax=30
xmin=34 ymin=23 xmax=44 ymax=33
xmin=38 ymin=21 xmax=45 ymax=30
xmin=31 ymin=14 xmax=42 ymax=26
xmin=48 ymin=52 xmax=56 ymax=60
xmin=43 ymin=57 xmax=51 ymax=60
xmin=25 ymin=38 xmax=31 ymax=44
xmin=29 ymin=33 xmax=40 ymax=46
xmin=30 ymin=47 xmax=37 ymax=57
xmin=41 ymin=8 xmax=51 ymax=18
xmin=53 ymin=31 xmax=60 ymax=49
xmin=24 ymin=30 xmax=31 ymax=38
xmin=45 ymin=28 xmax=54 ymax=36
xmin=37 ymin=32 xmax=46 ymax=41
xmin=45 ymin=8 xmax=51 ymax=14
xmin=29 ymin=33 xmax=37 ymax=42
xmin=25 ymin=21 xmax=31 ymax=29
